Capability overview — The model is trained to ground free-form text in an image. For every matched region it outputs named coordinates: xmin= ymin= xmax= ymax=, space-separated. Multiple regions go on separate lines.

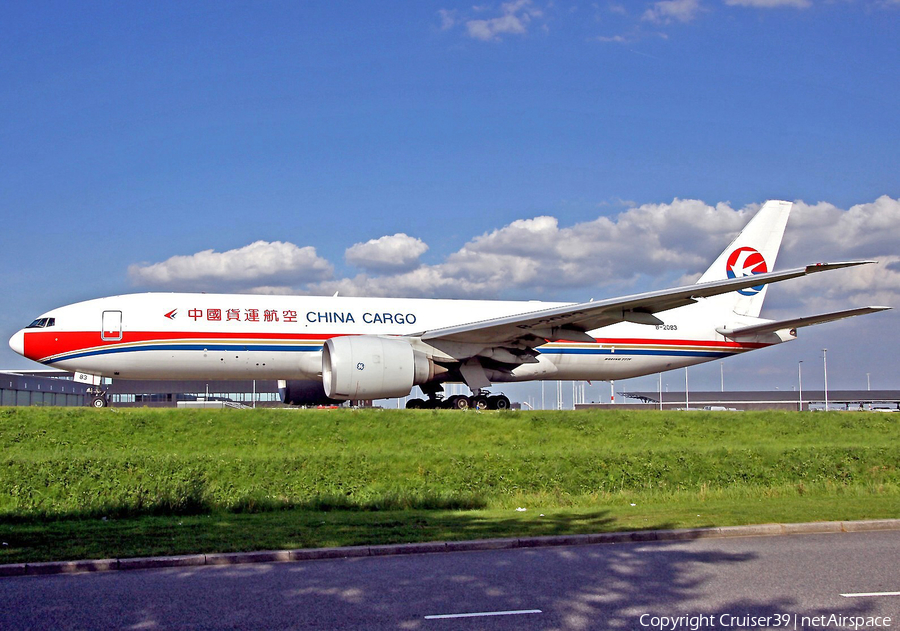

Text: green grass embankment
xmin=1 ymin=407 xmax=898 ymax=563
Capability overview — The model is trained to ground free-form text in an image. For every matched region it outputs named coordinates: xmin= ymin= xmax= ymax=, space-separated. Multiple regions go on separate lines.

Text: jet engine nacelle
xmin=278 ymin=379 xmax=341 ymax=406
xmin=323 ymin=335 xmax=435 ymax=400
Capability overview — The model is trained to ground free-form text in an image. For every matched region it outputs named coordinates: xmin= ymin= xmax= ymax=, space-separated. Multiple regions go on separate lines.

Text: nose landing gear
xmin=88 ymin=386 xmax=109 ymax=408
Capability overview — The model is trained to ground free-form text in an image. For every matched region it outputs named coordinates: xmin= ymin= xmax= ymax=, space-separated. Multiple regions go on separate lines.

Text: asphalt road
xmin=1 ymin=531 xmax=897 ymax=630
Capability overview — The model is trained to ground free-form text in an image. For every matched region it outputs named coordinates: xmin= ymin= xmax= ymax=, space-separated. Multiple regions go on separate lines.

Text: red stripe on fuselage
xmin=23 ymin=329 xmax=769 ymax=364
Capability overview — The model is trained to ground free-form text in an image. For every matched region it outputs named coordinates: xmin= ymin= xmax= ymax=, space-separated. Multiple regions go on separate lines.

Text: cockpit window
xmin=26 ymin=317 xmax=55 ymax=328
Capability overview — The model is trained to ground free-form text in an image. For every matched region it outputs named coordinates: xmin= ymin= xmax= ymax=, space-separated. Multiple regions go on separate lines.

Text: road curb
xmin=2 ymin=518 xmax=898 ymax=578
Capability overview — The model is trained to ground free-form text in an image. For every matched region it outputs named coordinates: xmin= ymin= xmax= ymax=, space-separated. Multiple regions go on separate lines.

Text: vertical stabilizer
xmin=697 ymin=200 xmax=792 ymax=317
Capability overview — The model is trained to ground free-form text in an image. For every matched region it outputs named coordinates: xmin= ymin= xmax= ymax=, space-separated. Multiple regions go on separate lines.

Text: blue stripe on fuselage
xmin=45 ymin=341 xmax=737 ymax=365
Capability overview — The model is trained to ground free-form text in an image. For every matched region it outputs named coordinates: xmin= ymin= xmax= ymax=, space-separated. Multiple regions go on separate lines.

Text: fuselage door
xmin=101 ymin=310 xmax=123 ymax=341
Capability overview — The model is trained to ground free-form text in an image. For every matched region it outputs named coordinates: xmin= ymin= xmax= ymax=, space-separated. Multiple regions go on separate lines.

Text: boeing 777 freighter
xmin=8 ymin=201 xmax=890 ymax=408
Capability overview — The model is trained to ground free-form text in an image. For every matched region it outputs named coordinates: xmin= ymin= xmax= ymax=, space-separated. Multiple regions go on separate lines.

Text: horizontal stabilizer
xmin=718 ymin=306 xmax=891 ymax=338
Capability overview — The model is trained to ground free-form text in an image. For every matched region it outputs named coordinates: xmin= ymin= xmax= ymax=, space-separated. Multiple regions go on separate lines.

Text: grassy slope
xmin=1 ymin=407 xmax=898 ymax=562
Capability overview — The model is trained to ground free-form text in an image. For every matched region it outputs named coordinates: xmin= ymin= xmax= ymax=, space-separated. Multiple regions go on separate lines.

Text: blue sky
xmin=2 ymin=1 xmax=898 ymax=400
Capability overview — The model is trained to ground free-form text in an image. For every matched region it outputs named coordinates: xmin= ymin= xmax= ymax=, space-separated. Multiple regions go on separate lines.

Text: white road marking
xmin=840 ymin=591 xmax=900 ymax=598
xmin=425 ymin=609 xmax=542 ymax=620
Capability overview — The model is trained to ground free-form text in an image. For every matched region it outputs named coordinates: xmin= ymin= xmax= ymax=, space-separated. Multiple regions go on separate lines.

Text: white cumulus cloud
xmin=780 ymin=195 xmax=900 ymax=263
xmin=128 ymin=197 xmax=900 ymax=317
xmin=440 ymin=0 xmax=545 ymax=41
xmin=769 ymin=195 xmax=900 ymax=313
xmin=128 ymin=241 xmax=333 ymax=291
xmin=310 ymin=196 xmax=900 ymax=314
xmin=642 ymin=0 xmax=703 ymax=23
xmin=309 ymin=199 xmax=751 ymax=299
xmin=725 ymin=0 xmax=811 ymax=7
xmin=345 ymin=233 xmax=429 ymax=273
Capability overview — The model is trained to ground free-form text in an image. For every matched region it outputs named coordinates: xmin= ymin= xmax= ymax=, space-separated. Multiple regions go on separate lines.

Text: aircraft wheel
xmin=472 ymin=395 xmax=490 ymax=410
xmin=406 ymin=398 xmax=425 ymax=409
xmin=490 ymin=395 xmax=511 ymax=410
xmin=91 ymin=396 xmax=108 ymax=409
xmin=447 ymin=395 xmax=470 ymax=410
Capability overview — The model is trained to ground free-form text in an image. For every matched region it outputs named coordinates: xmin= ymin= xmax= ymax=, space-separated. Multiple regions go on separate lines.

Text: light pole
xmin=798 ymin=361 xmax=803 ymax=412
xmin=658 ymin=373 xmax=663 ymax=411
xmin=684 ymin=367 xmax=689 ymax=410
xmin=867 ymin=372 xmax=871 ymax=391
xmin=823 ymin=349 xmax=829 ymax=412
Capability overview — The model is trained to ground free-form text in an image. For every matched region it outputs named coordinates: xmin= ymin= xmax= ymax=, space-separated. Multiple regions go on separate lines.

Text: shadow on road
xmin=3 ymin=528 xmax=892 ymax=630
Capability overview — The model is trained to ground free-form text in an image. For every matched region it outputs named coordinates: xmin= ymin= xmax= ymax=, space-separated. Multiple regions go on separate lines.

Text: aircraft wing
xmin=716 ymin=305 xmax=891 ymax=338
xmin=417 ymin=261 xmax=873 ymax=351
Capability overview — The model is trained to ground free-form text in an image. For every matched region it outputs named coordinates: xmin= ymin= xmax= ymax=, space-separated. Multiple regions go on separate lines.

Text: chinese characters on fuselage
xmin=183 ymin=309 xmax=416 ymax=325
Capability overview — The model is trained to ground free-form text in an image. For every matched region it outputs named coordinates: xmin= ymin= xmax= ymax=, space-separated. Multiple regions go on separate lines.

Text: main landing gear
xmin=406 ymin=388 xmax=511 ymax=411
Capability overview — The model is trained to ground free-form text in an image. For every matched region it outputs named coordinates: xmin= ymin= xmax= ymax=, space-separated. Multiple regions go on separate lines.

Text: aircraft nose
xmin=9 ymin=329 xmax=25 ymax=357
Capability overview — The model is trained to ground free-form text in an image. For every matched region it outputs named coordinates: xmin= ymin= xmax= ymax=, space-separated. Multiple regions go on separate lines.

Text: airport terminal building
xmin=1 ymin=370 xmax=92 ymax=407
xmin=584 ymin=390 xmax=900 ymax=412
xmin=1 ymin=369 xmax=282 ymax=408
xmin=3 ymin=369 xmax=900 ymax=411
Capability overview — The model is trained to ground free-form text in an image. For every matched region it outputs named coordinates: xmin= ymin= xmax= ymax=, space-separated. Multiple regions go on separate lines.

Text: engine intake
xmin=323 ymin=336 xmax=434 ymax=400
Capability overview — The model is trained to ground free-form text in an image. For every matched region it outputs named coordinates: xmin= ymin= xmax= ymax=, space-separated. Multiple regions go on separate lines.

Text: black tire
xmin=406 ymin=398 xmax=426 ymax=409
xmin=447 ymin=395 xmax=470 ymax=410
xmin=91 ymin=396 xmax=108 ymax=408
xmin=491 ymin=395 xmax=511 ymax=410
xmin=472 ymin=395 xmax=490 ymax=410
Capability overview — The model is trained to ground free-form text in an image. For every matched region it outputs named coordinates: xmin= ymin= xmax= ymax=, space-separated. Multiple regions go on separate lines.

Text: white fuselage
xmin=12 ymin=292 xmax=773 ymax=384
